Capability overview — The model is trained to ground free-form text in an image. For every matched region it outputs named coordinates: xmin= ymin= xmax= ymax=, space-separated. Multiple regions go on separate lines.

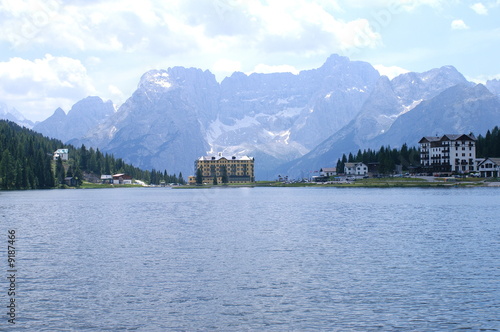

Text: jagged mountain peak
xmin=138 ymin=67 xmax=218 ymax=92
xmin=138 ymin=69 xmax=174 ymax=91
xmin=393 ymin=65 xmax=467 ymax=85
xmin=320 ymin=53 xmax=350 ymax=68
xmin=0 ymin=101 xmax=34 ymax=128
xmin=52 ymin=107 xmax=66 ymax=118
xmin=67 ymin=96 xmax=113 ymax=117
xmin=33 ymin=96 xmax=115 ymax=143
xmin=390 ymin=65 xmax=470 ymax=107
xmin=421 ymin=65 xmax=468 ymax=84
xmin=307 ymin=54 xmax=379 ymax=82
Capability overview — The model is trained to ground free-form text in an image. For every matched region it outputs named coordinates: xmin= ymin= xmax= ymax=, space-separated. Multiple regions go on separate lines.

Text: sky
xmin=0 ymin=0 xmax=499 ymax=122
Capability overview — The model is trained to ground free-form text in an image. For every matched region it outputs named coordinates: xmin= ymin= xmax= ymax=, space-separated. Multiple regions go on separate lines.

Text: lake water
xmin=1 ymin=187 xmax=499 ymax=331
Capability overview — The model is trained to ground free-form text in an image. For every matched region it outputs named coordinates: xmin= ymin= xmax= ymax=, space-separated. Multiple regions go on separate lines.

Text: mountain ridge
xmin=28 ymin=54 xmax=500 ymax=179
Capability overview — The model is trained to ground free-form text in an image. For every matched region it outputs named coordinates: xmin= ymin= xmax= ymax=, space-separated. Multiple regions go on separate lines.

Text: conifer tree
xmin=221 ymin=166 xmax=228 ymax=184
xmin=0 ymin=150 xmax=15 ymax=189
xmin=196 ymin=168 xmax=203 ymax=185
xmin=56 ymin=156 xmax=65 ymax=185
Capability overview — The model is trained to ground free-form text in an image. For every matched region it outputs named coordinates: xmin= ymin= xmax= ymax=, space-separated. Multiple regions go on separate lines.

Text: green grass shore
xmin=175 ymin=177 xmax=499 ymax=188
xmin=53 ymin=177 xmax=499 ymax=189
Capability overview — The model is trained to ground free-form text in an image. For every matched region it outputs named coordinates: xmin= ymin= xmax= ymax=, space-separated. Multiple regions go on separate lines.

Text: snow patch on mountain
xmin=152 ymin=72 xmax=172 ymax=88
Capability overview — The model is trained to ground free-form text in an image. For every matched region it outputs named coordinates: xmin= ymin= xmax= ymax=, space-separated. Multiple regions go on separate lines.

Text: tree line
xmin=0 ymin=120 xmax=184 ymax=189
xmin=149 ymin=169 xmax=185 ymax=185
xmin=476 ymin=126 xmax=500 ymax=158
xmin=336 ymin=144 xmax=420 ymax=175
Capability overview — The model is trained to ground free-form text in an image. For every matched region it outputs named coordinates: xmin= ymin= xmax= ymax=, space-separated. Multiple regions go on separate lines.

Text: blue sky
xmin=0 ymin=0 xmax=499 ymax=121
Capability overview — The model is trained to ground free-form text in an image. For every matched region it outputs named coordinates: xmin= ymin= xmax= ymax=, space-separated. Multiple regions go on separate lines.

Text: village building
xmin=53 ymin=148 xmax=69 ymax=161
xmin=64 ymin=177 xmax=77 ymax=186
xmin=195 ymin=153 xmax=255 ymax=184
xmin=419 ymin=134 xmax=477 ymax=174
xmin=113 ymin=173 xmax=133 ymax=184
xmin=101 ymin=175 xmax=113 ymax=184
xmin=320 ymin=167 xmax=336 ymax=177
xmin=344 ymin=162 xmax=368 ymax=176
xmin=477 ymin=157 xmax=500 ymax=178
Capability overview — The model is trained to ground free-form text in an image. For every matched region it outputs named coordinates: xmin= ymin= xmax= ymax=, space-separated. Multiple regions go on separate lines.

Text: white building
xmin=100 ymin=175 xmax=113 ymax=184
xmin=344 ymin=162 xmax=368 ymax=175
xmin=477 ymin=158 xmax=500 ymax=177
xmin=53 ymin=148 xmax=69 ymax=161
xmin=419 ymin=134 xmax=476 ymax=174
xmin=320 ymin=167 xmax=336 ymax=177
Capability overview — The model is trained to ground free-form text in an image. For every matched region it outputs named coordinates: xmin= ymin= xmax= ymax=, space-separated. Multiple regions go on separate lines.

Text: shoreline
xmin=174 ymin=178 xmax=500 ymax=189
xmin=2 ymin=178 xmax=499 ymax=191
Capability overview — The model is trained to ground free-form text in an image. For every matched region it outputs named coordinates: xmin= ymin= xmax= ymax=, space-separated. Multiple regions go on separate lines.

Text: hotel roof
xmin=198 ymin=155 xmax=254 ymax=161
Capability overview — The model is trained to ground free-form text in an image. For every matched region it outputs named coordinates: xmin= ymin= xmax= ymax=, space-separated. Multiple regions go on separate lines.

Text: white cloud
xmin=2 ymin=0 xmax=495 ymax=121
xmin=213 ymin=59 xmax=242 ymax=76
xmin=470 ymin=2 xmax=488 ymax=15
xmin=374 ymin=64 xmax=410 ymax=79
xmin=0 ymin=0 xmax=382 ymax=58
xmin=0 ymin=54 xmax=96 ymax=121
xmin=451 ymin=19 xmax=469 ymax=30
xmin=340 ymin=0 xmax=446 ymax=11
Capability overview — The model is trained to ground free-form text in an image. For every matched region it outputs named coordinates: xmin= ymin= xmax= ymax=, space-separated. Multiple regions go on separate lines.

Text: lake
xmin=1 ymin=187 xmax=499 ymax=331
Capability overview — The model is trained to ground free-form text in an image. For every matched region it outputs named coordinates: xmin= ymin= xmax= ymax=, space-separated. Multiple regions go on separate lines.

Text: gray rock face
xmin=33 ymin=96 xmax=114 ymax=142
xmin=208 ymin=55 xmax=380 ymax=178
xmin=75 ymin=67 xmax=220 ymax=176
xmin=486 ymin=79 xmax=500 ymax=97
xmin=74 ymin=55 xmax=381 ymax=178
xmin=372 ymin=84 xmax=500 ymax=149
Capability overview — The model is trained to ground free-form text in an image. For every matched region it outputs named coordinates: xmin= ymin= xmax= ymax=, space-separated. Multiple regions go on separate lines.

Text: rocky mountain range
xmin=24 ymin=54 xmax=500 ymax=179
xmin=33 ymin=96 xmax=115 ymax=143
xmin=0 ymin=102 xmax=34 ymax=129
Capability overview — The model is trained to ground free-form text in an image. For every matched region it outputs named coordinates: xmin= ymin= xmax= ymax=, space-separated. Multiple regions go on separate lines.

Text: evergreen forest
xmin=0 ymin=120 xmax=185 ymax=189
xmin=335 ymin=144 xmax=420 ymax=175
xmin=476 ymin=126 xmax=500 ymax=158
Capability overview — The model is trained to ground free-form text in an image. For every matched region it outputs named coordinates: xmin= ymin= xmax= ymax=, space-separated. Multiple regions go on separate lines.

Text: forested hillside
xmin=0 ymin=120 xmax=184 ymax=189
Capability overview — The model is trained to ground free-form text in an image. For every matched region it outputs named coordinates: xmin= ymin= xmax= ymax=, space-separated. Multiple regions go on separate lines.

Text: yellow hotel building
xmin=194 ymin=153 xmax=255 ymax=184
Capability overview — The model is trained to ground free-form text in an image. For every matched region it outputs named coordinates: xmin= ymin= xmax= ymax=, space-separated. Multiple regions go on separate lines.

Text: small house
xmin=64 ymin=177 xmax=77 ymax=186
xmin=477 ymin=158 xmax=500 ymax=177
xmin=113 ymin=173 xmax=133 ymax=184
xmin=53 ymin=149 xmax=69 ymax=161
xmin=101 ymin=175 xmax=113 ymax=184
xmin=320 ymin=167 xmax=336 ymax=177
